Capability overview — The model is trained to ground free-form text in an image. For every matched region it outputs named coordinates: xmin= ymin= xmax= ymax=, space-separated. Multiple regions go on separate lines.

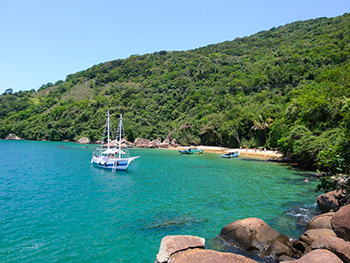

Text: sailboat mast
xmin=118 ymin=114 xmax=122 ymax=157
xmin=107 ymin=110 xmax=110 ymax=150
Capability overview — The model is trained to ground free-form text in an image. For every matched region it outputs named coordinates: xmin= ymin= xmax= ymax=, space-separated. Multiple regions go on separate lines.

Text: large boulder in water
xmin=219 ymin=217 xmax=294 ymax=261
xmin=317 ymin=190 xmax=347 ymax=213
xmin=331 ymin=204 xmax=350 ymax=241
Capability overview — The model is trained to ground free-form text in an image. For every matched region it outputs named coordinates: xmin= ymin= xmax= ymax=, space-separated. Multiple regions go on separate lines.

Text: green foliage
xmin=316 ymin=134 xmax=350 ymax=201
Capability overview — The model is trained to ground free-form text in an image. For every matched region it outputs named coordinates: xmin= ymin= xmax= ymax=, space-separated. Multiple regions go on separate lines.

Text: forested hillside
xmin=1 ymin=14 xmax=350 ymax=175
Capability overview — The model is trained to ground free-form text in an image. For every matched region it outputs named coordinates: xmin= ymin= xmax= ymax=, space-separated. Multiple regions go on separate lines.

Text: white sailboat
xmin=91 ymin=111 xmax=139 ymax=171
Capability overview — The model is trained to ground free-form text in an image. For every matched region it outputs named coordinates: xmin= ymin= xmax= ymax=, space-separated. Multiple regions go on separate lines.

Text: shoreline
xmin=168 ymin=145 xmax=283 ymax=160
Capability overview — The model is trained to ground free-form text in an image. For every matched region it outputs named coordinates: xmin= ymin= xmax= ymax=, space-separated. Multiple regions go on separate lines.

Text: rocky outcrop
xmin=293 ymin=211 xmax=336 ymax=254
xmin=155 ymin=235 xmax=205 ymax=263
xmin=317 ymin=190 xmax=347 ymax=213
xmin=5 ymin=133 xmax=22 ymax=140
xmin=150 ymin=138 xmax=162 ymax=148
xmin=77 ymin=137 xmax=90 ymax=144
xmin=311 ymin=236 xmax=350 ymax=263
xmin=299 ymin=229 xmax=336 ymax=246
xmin=219 ymin=217 xmax=294 ymax=261
xmin=331 ymin=204 xmax=350 ymax=241
xmin=284 ymin=249 xmax=343 ymax=263
xmin=306 ymin=212 xmax=335 ymax=230
xmin=134 ymin=138 xmax=151 ymax=148
xmin=154 ymin=235 xmax=258 ymax=263
xmin=171 ymin=138 xmax=178 ymax=146
xmin=134 ymin=137 xmax=179 ymax=148
xmin=169 ymin=248 xmax=259 ymax=263
xmin=159 ymin=138 xmax=170 ymax=148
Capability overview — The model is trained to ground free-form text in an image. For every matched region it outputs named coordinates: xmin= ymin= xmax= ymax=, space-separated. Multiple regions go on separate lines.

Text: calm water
xmin=0 ymin=140 xmax=319 ymax=262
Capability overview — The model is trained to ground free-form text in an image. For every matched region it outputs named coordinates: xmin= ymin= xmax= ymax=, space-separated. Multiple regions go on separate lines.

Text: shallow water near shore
xmin=0 ymin=140 xmax=319 ymax=262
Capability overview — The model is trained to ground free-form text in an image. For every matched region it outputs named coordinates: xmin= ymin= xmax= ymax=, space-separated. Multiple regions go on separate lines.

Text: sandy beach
xmin=169 ymin=146 xmax=283 ymax=160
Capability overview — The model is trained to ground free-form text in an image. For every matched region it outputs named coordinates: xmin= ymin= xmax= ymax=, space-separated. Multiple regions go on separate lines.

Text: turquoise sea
xmin=0 ymin=140 xmax=319 ymax=262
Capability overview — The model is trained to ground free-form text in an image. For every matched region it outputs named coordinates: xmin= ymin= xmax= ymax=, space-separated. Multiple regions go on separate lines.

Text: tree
xmin=4 ymin=88 xmax=13 ymax=95
xmin=251 ymin=115 xmax=273 ymax=147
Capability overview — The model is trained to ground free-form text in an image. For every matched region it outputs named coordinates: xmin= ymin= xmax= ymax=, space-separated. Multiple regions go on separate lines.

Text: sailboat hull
xmin=91 ymin=156 xmax=139 ymax=171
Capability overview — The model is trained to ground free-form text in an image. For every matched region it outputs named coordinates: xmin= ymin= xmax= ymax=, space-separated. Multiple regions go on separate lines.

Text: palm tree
xmin=251 ymin=115 xmax=274 ymax=146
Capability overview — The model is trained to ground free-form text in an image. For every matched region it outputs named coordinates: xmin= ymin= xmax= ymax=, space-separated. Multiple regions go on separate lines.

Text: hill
xmin=1 ymin=13 xmax=350 ymax=173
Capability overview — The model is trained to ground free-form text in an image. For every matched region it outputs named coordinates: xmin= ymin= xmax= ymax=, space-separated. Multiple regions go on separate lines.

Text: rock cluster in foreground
xmin=154 ymin=193 xmax=350 ymax=262
xmin=154 ymin=235 xmax=258 ymax=263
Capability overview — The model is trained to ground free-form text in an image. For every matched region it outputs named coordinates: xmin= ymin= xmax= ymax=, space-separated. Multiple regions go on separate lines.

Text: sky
xmin=1 ymin=0 xmax=350 ymax=94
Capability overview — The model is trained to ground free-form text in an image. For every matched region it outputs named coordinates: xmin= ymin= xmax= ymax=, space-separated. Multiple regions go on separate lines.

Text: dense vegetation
xmin=1 ymin=14 xmax=350 ymax=196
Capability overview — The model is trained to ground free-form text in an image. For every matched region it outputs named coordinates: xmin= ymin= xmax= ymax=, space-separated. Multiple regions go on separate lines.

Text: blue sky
xmin=1 ymin=0 xmax=349 ymax=94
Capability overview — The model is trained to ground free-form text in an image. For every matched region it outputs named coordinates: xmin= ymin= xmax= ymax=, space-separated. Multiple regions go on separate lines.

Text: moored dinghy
xmin=91 ymin=111 xmax=139 ymax=171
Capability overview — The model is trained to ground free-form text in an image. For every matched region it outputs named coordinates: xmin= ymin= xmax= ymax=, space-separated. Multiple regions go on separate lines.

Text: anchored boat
xmin=178 ymin=146 xmax=204 ymax=154
xmin=91 ymin=111 xmax=139 ymax=171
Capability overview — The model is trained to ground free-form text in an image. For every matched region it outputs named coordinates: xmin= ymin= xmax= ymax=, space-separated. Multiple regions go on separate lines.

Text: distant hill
xmin=1 ymin=13 xmax=350 ymax=167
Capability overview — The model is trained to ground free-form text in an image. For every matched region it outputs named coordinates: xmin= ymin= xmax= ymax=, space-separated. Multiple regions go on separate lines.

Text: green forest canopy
xmin=1 ymin=14 xmax=350 ymax=186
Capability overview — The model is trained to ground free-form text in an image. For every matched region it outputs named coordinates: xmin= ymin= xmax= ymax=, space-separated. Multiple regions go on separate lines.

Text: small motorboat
xmin=221 ymin=151 xmax=240 ymax=158
xmin=179 ymin=146 xmax=203 ymax=154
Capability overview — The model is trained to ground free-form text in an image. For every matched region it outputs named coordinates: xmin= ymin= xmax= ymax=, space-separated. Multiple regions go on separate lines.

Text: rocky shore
xmin=154 ymin=190 xmax=350 ymax=262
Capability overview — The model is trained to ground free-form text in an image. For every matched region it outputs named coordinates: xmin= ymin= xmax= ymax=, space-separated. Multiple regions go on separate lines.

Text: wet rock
xmin=284 ymin=249 xmax=342 ymax=263
xmin=299 ymin=229 xmax=336 ymax=246
xmin=311 ymin=236 xmax=350 ymax=263
xmin=219 ymin=217 xmax=294 ymax=261
xmin=155 ymin=235 xmax=205 ymax=263
xmin=169 ymin=248 xmax=259 ymax=263
xmin=331 ymin=204 xmax=350 ymax=241
xmin=77 ymin=137 xmax=90 ymax=144
xmin=306 ymin=212 xmax=335 ymax=230
xmin=317 ymin=190 xmax=347 ymax=213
